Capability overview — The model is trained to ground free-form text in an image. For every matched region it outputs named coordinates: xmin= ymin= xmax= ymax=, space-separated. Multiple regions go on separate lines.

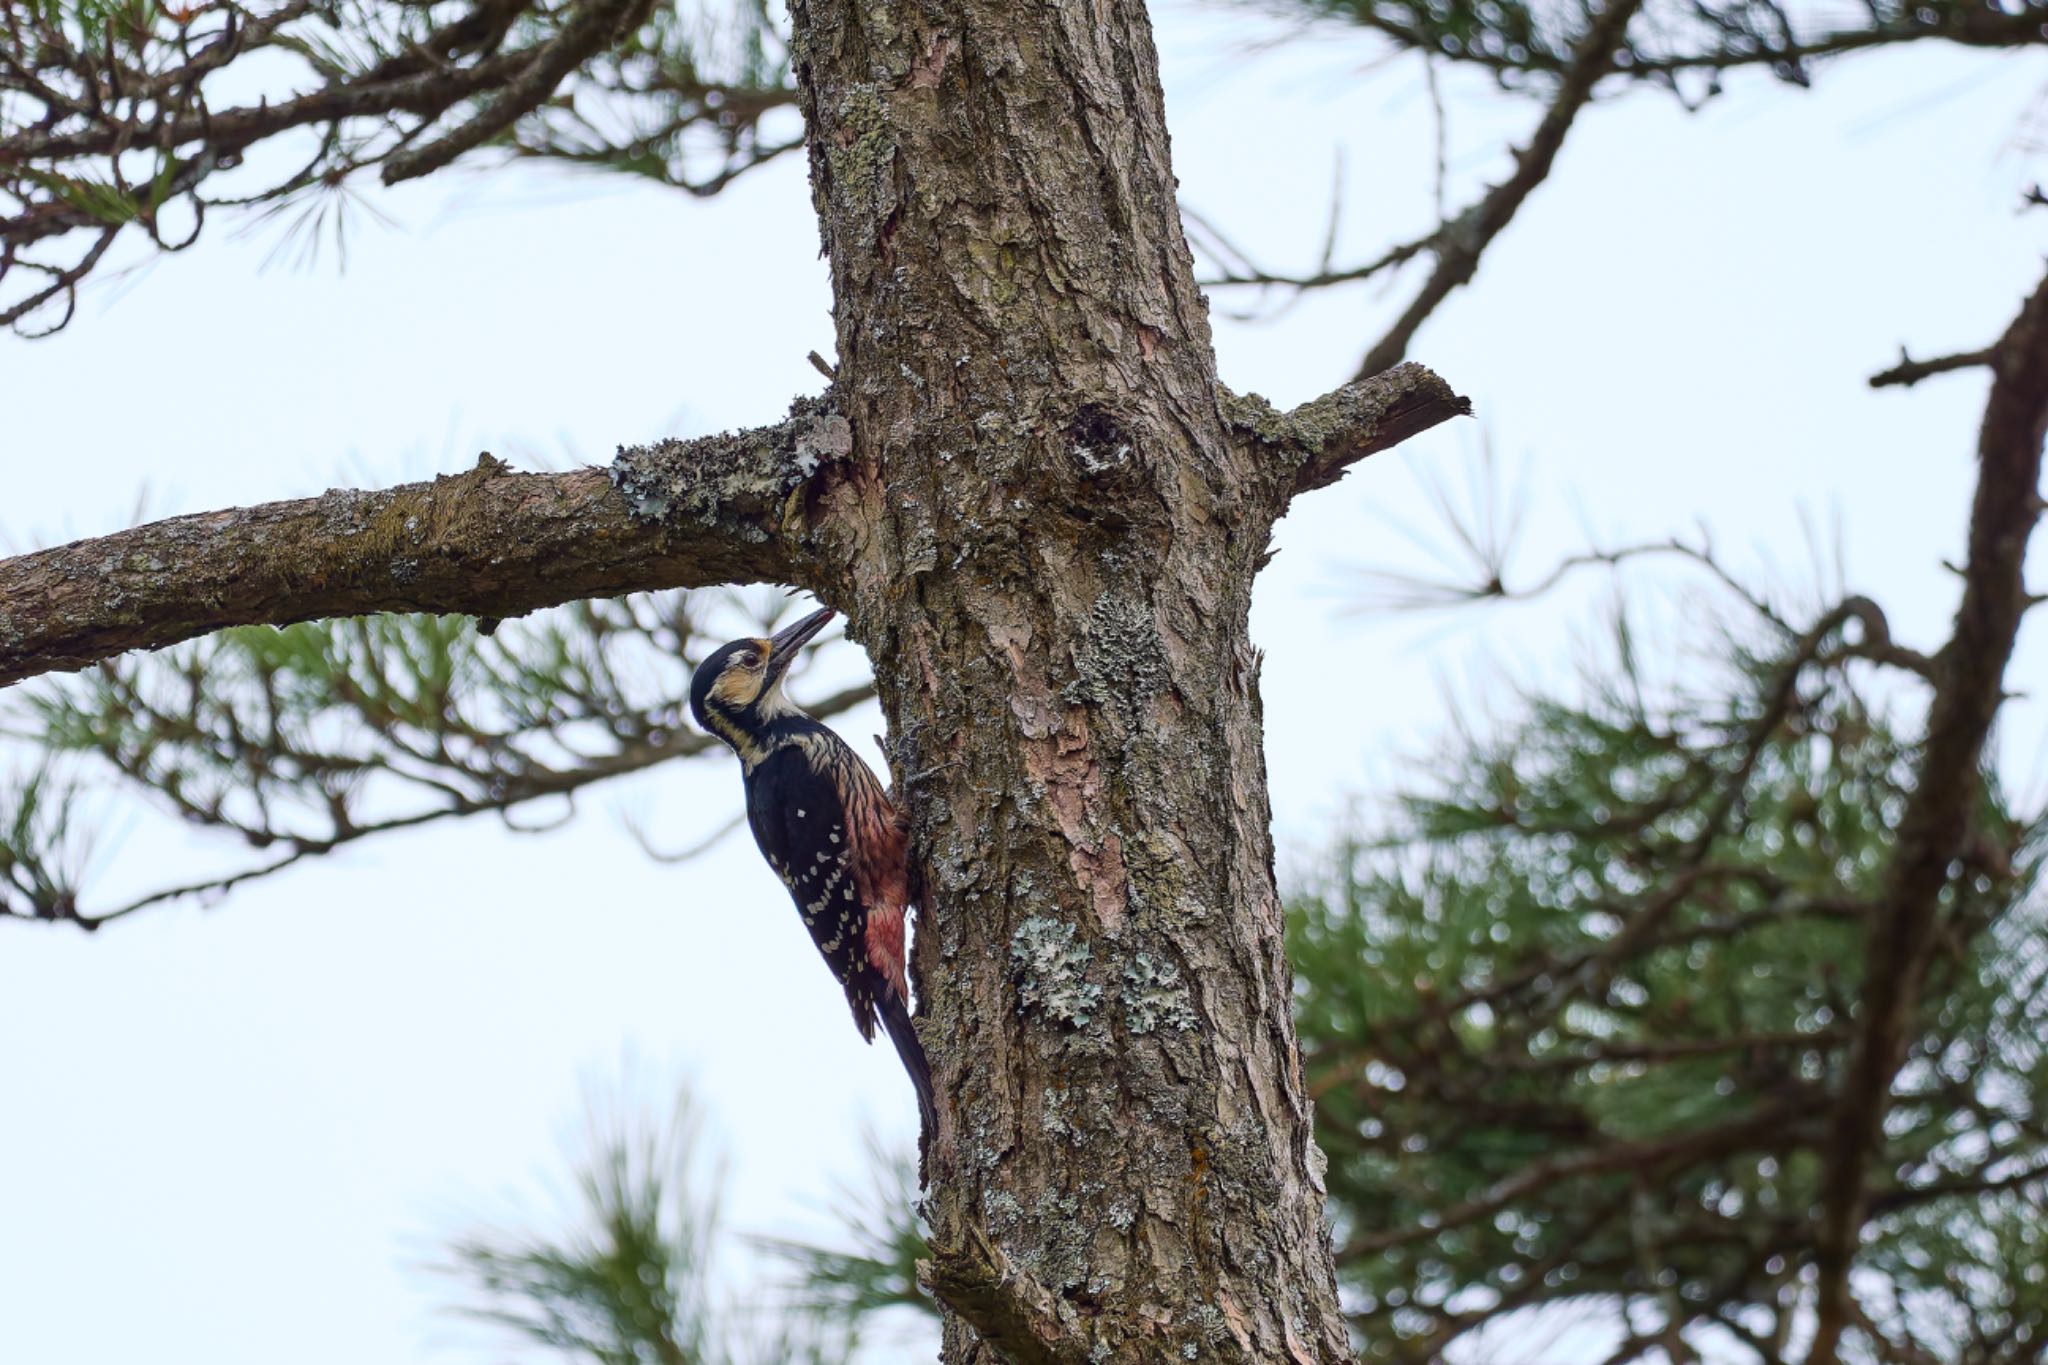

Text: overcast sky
xmin=2 ymin=6 xmax=2044 ymax=1364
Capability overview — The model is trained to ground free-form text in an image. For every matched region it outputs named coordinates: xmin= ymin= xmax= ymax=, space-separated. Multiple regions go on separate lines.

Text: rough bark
xmin=770 ymin=3 xmax=1454 ymax=1360
xmin=0 ymin=376 xmax=1454 ymax=696
xmin=0 ymin=407 xmax=851 ymax=687
xmin=0 ymin=2 xmax=1470 ymax=1360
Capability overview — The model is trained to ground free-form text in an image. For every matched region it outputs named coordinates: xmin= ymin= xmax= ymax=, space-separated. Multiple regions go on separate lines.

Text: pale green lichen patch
xmin=1121 ymin=952 xmax=1196 ymax=1034
xmin=982 ymin=1187 xmax=1024 ymax=1232
xmin=608 ymin=397 xmax=851 ymax=537
xmin=1041 ymin=1084 xmax=1076 ymax=1139
xmin=1027 ymin=1189 xmax=1092 ymax=1291
xmin=1010 ymin=915 xmax=1102 ymax=1027
xmin=1064 ymin=591 xmax=1166 ymax=713
xmin=1192 ymin=1304 xmax=1230 ymax=1347
xmin=1217 ymin=383 xmax=1351 ymax=470
xmin=1217 ymin=385 xmax=1306 ymax=451
xmin=1220 ymin=366 xmax=1471 ymax=484
xmin=825 ymin=84 xmax=895 ymax=225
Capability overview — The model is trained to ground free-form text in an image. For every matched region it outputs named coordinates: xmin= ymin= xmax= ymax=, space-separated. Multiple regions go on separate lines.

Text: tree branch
xmin=379 ymin=0 xmax=654 ymax=184
xmin=1869 ymin=347 xmax=1998 ymax=390
xmin=1313 ymin=0 xmax=2048 ymax=86
xmin=920 ymin=1228 xmax=1092 ymax=1365
xmin=1353 ymin=0 xmax=1643 ymax=380
xmin=1223 ymin=360 xmax=1471 ymax=498
xmin=1339 ymin=1096 xmax=1814 ymax=1259
xmin=14 ymin=675 xmax=878 ymax=931
xmin=1190 ymin=204 xmax=1436 ymax=298
xmin=0 ymin=401 xmax=855 ymax=688
xmin=1807 ymin=268 xmax=2048 ymax=1364
xmin=0 ymin=0 xmax=801 ymax=332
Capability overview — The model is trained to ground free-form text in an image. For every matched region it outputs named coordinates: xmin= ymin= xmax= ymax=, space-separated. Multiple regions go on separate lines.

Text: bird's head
xmin=689 ymin=606 xmax=835 ymax=759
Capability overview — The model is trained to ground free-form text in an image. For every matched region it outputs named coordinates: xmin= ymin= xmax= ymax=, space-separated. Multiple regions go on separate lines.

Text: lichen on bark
xmin=608 ymin=395 xmax=853 ymax=545
xmin=0 ymin=4 xmax=1471 ymax=1360
xmin=1009 ymin=916 xmax=1103 ymax=1029
xmin=1222 ymin=363 xmax=1472 ymax=495
xmin=783 ymin=2 xmax=1407 ymax=1360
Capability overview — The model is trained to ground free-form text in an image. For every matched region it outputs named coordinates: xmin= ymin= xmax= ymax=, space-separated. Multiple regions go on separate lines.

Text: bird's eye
xmin=740 ymin=650 xmax=762 ymax=667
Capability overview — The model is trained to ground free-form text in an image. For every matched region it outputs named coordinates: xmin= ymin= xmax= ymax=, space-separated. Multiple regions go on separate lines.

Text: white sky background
xmin=2 ymin=5 xmax=2045 ymax=1363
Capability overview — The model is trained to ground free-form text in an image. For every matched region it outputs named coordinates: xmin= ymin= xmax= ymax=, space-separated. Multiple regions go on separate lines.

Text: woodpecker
xmin=688 ymin=606 xmax=934 ymax=1134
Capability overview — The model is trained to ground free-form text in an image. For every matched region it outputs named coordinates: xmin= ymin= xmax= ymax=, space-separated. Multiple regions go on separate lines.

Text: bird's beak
xmin=764 ymin=607 xmax=835 ymax=682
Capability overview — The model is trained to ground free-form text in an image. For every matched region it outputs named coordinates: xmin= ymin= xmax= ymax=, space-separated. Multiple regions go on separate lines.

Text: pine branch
xmin=0 ymin=401 xmax=856 ymax=687
xmin=1302 ymin=0 xmax=2048 ymax=86
xmin=1354 ymin=0 xmax=1643 ymax=379
xmin=0 ymin=0 xmax=798 ymax=333
xmin=1293 ymin=566 xmax=2045 ymax=1361
xmin=3 ymin=597 xmax=877 ymax=928
xmin=1221 ymin=361 xmax=1471 ymax=498
xmin=1807 ymin=267 xmax=2048 ymax=1364
xmin=1337 ymin=1096 xmax=1814 ymax=1259
xmin=1870 ymin=347 xmax=1998 ymax=390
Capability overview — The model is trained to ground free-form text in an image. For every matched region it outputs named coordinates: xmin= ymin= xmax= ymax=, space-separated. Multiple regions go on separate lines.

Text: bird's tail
xmin=879 ymin=990 xmax=936 ymax=1139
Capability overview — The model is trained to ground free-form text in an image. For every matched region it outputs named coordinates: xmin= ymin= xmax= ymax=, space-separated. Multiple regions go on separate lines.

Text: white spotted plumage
xmin=688 ymin=609 xmax=936 ymax=1135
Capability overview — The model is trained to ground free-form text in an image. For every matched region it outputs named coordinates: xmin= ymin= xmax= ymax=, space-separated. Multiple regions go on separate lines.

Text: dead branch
xmin=1870 ymin=347 xmax=1999 ymax=390
xmin=1222 ymin=361 xmax=1471 ymax=497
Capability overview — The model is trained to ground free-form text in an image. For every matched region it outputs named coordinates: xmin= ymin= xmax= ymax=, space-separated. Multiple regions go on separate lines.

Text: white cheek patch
xmin=756 ymin=674 xmax=802 ymax=719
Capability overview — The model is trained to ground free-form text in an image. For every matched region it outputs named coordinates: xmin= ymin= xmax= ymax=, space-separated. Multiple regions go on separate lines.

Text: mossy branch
xmin=0 ymin=401 xmax=850 ymax=688
xmin=1222 ymin=360 xmax=1471 ymax=498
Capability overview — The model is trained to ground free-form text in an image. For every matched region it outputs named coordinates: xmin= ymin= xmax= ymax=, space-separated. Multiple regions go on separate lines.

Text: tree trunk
xmin=0 ymin=1 xmax=1468 ymax=1355
xmin=791 ymin=3 xmax=1353 ymax=1360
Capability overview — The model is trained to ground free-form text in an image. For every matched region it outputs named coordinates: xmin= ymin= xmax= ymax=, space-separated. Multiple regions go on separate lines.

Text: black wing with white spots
xmin=744 ymin=744 xmax=887 ymax=1040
